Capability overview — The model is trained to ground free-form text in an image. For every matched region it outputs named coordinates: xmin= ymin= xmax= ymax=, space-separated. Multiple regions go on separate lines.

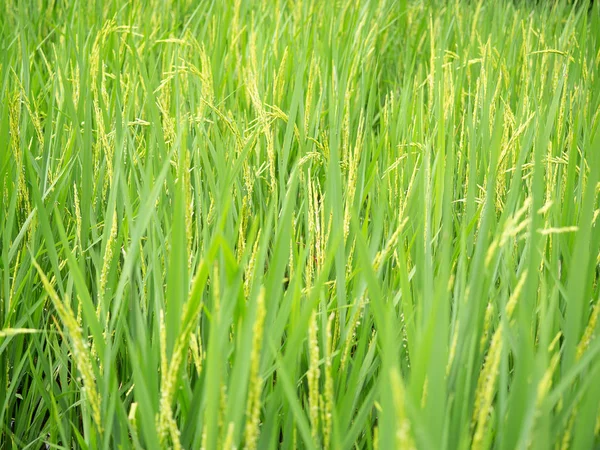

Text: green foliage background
xmin=1 ymin=0 xmax=600 ymax=448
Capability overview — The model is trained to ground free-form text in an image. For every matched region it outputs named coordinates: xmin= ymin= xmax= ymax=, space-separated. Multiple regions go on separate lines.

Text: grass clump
xmin=1 ymin=0 xmax=600 ymax=448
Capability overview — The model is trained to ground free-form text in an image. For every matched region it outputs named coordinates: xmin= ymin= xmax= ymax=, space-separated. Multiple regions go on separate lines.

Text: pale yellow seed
xmin=561 ymin=409 xmax=577 ymax=450
xmin=190 ymin=332 xmax=203 ymax=375
xmin=549 ymin=331 xmax=562 ymax=353
xmin=97 ymin=210 xmax=118 ymax=319
xmin=245 ymin=230 xmax=261 ymax=298
xmin=373 ymin=425 xmax=379 ymax=450
xmin=244 ymin=287 xmax=267 ymax=450
xmin=273 ymin=47 xmax=289 ymax=105
xmin=184 ymin=151 xmax=194 ymax=271
xmin=447 ymin=320 xmax=460 ymax=375
xmin=0 ymin=328 xmax=38 ymax=338
xmin=32 ymin=260 xmax=103 ymax=433
xmin=506 ymin=270 xmax=528 ymax=318
xmin=322 ymin=312 xmax=335 ymax=449
xmin=343 ymin=113 xmax=365 ymax=241
xmin=373 ymin=218 xmax=409 ymax=271
xmin=536 ymin=352 xmax=560 ymax=405
xmin=223 ymin=422 xmax=236 ymax=450
xmin=472 ymin=324 xmax=503 ymax=450
xmin=480 ymin=302 xmax=494 ymax=353
xmin=128 ymin=402 xmax=138 ymax=434
xmin=390 ymin=368 xmax=416 ymax=450
xmin=576 ymin=299 xmax=600 ymax=361
xmin=304 ymin=55 xmax=317 ymax=135
xmin=307 ymin=311 xmax=321 ymax=444
xmin=341 ymin=296 xmax=364 ymax=371
xmin=218 ymin=383 xmax=228 ymax=448
xmin=73 ymin=184 xmax=82 ymax=250
xmin=157 ymin=259 xmax=210 ymax=449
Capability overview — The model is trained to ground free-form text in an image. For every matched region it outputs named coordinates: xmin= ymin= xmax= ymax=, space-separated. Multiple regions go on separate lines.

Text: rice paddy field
xmin=2 ymin=0 xmax=600 ymax=448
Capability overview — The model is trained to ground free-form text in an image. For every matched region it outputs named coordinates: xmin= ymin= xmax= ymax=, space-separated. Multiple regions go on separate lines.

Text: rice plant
xmin=1 ymin=0 xmax=600 ymax=448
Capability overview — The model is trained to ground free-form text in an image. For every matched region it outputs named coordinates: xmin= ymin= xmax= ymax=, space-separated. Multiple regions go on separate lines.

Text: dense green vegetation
xmin=2 ymin=0 xmax=600 ymax=448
